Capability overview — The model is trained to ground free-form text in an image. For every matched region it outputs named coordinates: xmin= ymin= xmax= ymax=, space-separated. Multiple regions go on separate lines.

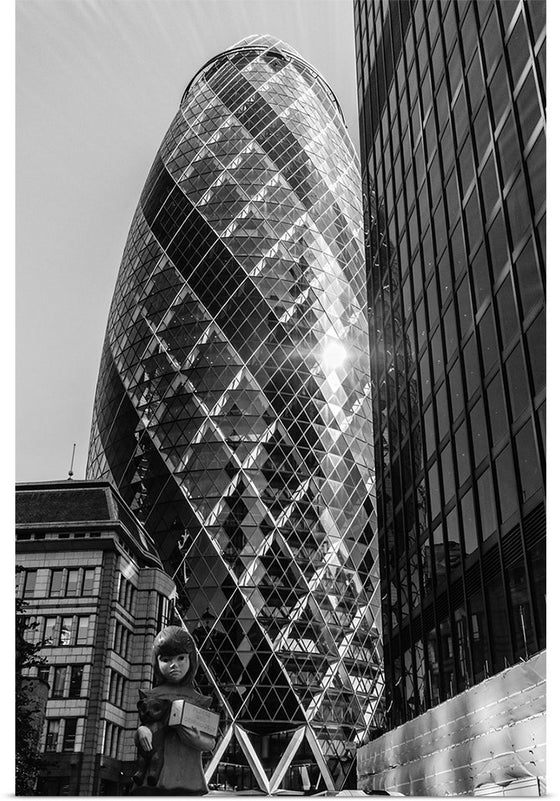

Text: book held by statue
xmin=168 ymin=699 xmax=220 ymax=736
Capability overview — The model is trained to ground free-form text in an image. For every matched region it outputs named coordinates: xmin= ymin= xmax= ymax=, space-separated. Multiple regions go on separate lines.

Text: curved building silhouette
xmin=87 ymin=35 xmax=382 ymax=791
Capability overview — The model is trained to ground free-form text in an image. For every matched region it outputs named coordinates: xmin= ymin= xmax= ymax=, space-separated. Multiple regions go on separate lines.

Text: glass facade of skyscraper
xmin=87 ymin=35 xmax=382 ymax=790
xmin=355 ymin=0 xmax=545 ymax=730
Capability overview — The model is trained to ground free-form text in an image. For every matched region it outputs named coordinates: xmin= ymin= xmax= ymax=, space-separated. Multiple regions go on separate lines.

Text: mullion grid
xmin=469 ymin=0 xmax=543 ymax=669
xmin=416 ymin=0 xmax=544 ymax=704
xmin=376 ymin=0 xmax=455 ymax=714
xmin=417 ymin=0 xmax=475 ymax=704
xmin=383 ymin=1 xmax=428 ymax=704
xmin=365 ymin=0 xmax=402 ymax=720
xmin=490 ymin=0 xmax=545 ymax=661
xmin=92 ymin=35 xmax=384 ymax=756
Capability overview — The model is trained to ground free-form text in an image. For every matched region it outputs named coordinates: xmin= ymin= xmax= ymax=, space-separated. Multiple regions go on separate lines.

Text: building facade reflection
xmin=355 ymin=0 xmax=545 ymax=733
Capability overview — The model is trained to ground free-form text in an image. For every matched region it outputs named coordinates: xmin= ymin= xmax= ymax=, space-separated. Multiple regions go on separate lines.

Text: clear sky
xmin=16 ymin=0 xmax=360 ymax=482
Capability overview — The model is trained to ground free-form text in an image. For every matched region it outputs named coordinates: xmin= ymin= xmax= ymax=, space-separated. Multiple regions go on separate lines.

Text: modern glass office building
xmin=87 ymin=35 xmax=382 ymax=791
xmin=355 ymin=0 xmax=545 ymax=737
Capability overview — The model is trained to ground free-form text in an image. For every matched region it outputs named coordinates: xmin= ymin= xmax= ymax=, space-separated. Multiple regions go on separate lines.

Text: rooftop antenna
xmin=68 ymin=443 xmax=76 ymax=480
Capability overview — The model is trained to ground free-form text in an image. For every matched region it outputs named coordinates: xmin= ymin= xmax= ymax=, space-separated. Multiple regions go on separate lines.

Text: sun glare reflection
xmin=322 ymin=338 xmax=347 ymax=370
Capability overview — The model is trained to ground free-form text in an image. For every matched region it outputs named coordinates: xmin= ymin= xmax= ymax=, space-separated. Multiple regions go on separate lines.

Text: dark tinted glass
xmin=499 ymin=0 xmax=519 ymax=29
xmin=507 ymin=16 xmax=531 ymax=86
xmin=441 ymin=443 xmax=455 ymax=504
xmin=527 ymin=0 xmax=546 ymax=38
xmin=515 ymin=421 xmax=541 ymax=502
xmin=495 ymin=444 xmax=517 ymax=521
xmin=526 ymin=311 xmax=545 ymax=394
xmin=455 ymin=422 xmax=471 ymax=485
xmin=431 ymin=329 xmax=444 ymax=381
xmin=461 ymin=489 xmax=478 ymax=554
xmin=489 ymin=59 xmax=509 ymax=125
xmin=355 ymin=0 xmax=545 ymax=732
xmin=449 ymin=359 xmax=464 ymax=421
xmin=420 ymin=349 xmax=431 ymax=403
xmin=471 ymin=246 xmax=492 ymax=311
xmin=453 ymin=88 xmax=469 ymax=150
xmin=487 ymin=573 xmax=512 ymax=667
xmin=459 ymin=140 xmax=475 ymax=194
xmin=436 ymin=383 xmax=449 ymax=439
xmin=477 ymin=468 xmax=498 ymax=539
xmin=505 ymin=344 xmax=530 ymax=420
xmin=464 ymin=189 xmax=482 ymax=253
xmin=506 ymin=561 xmax=538 ymax=660
xmin=482 ymin=9 xmax=501 ymax=73
xmin=527 ymin=130 xmax=545 ymax=213
xmin=515 ymin=238 xmax=543 ymax=319
xmin=443 ymin=304 xmax=458 ymax=360
xmin=506 ymin=173 xmax=531 ymax=249
xmin=429 ymin=462 xmax=441 ymax=519
xmin=457 ymin=277 xmax=474 ymax=338
xmin=470 ymin=398 xmax=489 ymax=466
xmin=424 ymin=403 xmax=436 ymax=458
xmin=517 ymin=71 xmax=541 ymax=148
xmin=451 ymin=223 xmax=467 ymax=278
xmin=480 ymin=158 xmax=499 ymax=218
xmin=427 ymin=277 xmax=439 ymax=330
xmin=463 ymin=335 xmax=481 ymax=398
xmin=417 ymin=301 xmax=427 ymax=350
xmin=496 ymin=276 xmax=518 ymax=347
xmin=527 ymin=538 xmax=546 ymax=646
xmin=474 ymin=103 xmax=492 ymax=161
xmin=487 ymin=212 xmax=509 ymax=276
xmin=460 ymin=5 xmax=477 ymax=62
xmin=441 ymin=123 xmax=455 ymax=178
xmin=487 ymin=374 xmax=508 ymax=446
xmin=478 ymin=308 xmax=499 ymax=374
xmin=498 ymin=114 xmax=522 ymax=182
xmin=446 ymin=174 xmax=461 ymax=228
xmin=438 ymin=251 xmax=452 ymax=302
xmin=467 ymin=53 xmax=484 ymax=113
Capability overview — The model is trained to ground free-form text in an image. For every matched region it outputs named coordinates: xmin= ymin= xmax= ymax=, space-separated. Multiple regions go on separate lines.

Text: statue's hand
xmin=137 ymin=725 xmax=153 ymax=751
xmin=178 ymin=724 xmax=215 ymax=752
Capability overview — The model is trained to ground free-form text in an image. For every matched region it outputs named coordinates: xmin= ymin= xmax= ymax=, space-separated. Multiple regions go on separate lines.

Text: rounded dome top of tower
xmin=183 ymin=34 xmax=345 ymax=125
xmin=228 ymin=33 xmax=305 ymax=61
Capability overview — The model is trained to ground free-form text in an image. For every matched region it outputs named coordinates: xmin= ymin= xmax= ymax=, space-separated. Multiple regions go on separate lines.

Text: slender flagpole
xmin=68 ymin=443 xmax=76 ymax=479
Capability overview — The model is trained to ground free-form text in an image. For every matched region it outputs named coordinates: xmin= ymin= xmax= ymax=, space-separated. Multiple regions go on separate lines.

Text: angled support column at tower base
xmin=233 ymin=724 xmax=271 ymax=793
xmin=305 ymin=725 xmax=337 ymax=794
xmin=269 ymin=727 xmax=306 ymax=793
xmin=204 ymin=724 xmax=234 ymax=785
xmin=204 ymin=723 xmax=339 ymax=795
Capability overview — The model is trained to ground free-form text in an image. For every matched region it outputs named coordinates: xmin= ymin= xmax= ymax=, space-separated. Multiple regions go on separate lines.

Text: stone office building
xmin=16 ymin=479 xmax=176 ymax=795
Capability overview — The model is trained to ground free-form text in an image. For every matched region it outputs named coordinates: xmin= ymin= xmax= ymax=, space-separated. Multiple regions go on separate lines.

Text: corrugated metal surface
xmin=474 ymin=776 xmax=541 ymax=796
xmin=358 ymin=652 xmax=545 ymax=796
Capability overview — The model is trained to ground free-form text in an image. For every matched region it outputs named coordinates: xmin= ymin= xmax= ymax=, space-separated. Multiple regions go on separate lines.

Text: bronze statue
xmin=132 ymin=626 xmax=217 ymax=796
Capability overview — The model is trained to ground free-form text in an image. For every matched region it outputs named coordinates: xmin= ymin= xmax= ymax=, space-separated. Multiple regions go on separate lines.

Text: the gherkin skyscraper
xmin=87 ymin=35 xmax=382 ymax=792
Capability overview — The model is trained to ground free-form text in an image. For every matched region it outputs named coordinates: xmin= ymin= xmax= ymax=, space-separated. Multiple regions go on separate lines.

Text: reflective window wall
xmin=355 ymin=0 xmax=545 ymax=728
xmin=88 ymin=34 xmax=383 ymax=789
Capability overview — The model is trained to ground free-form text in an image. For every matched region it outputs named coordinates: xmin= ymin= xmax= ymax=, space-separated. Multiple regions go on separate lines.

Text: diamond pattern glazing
xmin=87 ymin=35 xmax=383 ymax=773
